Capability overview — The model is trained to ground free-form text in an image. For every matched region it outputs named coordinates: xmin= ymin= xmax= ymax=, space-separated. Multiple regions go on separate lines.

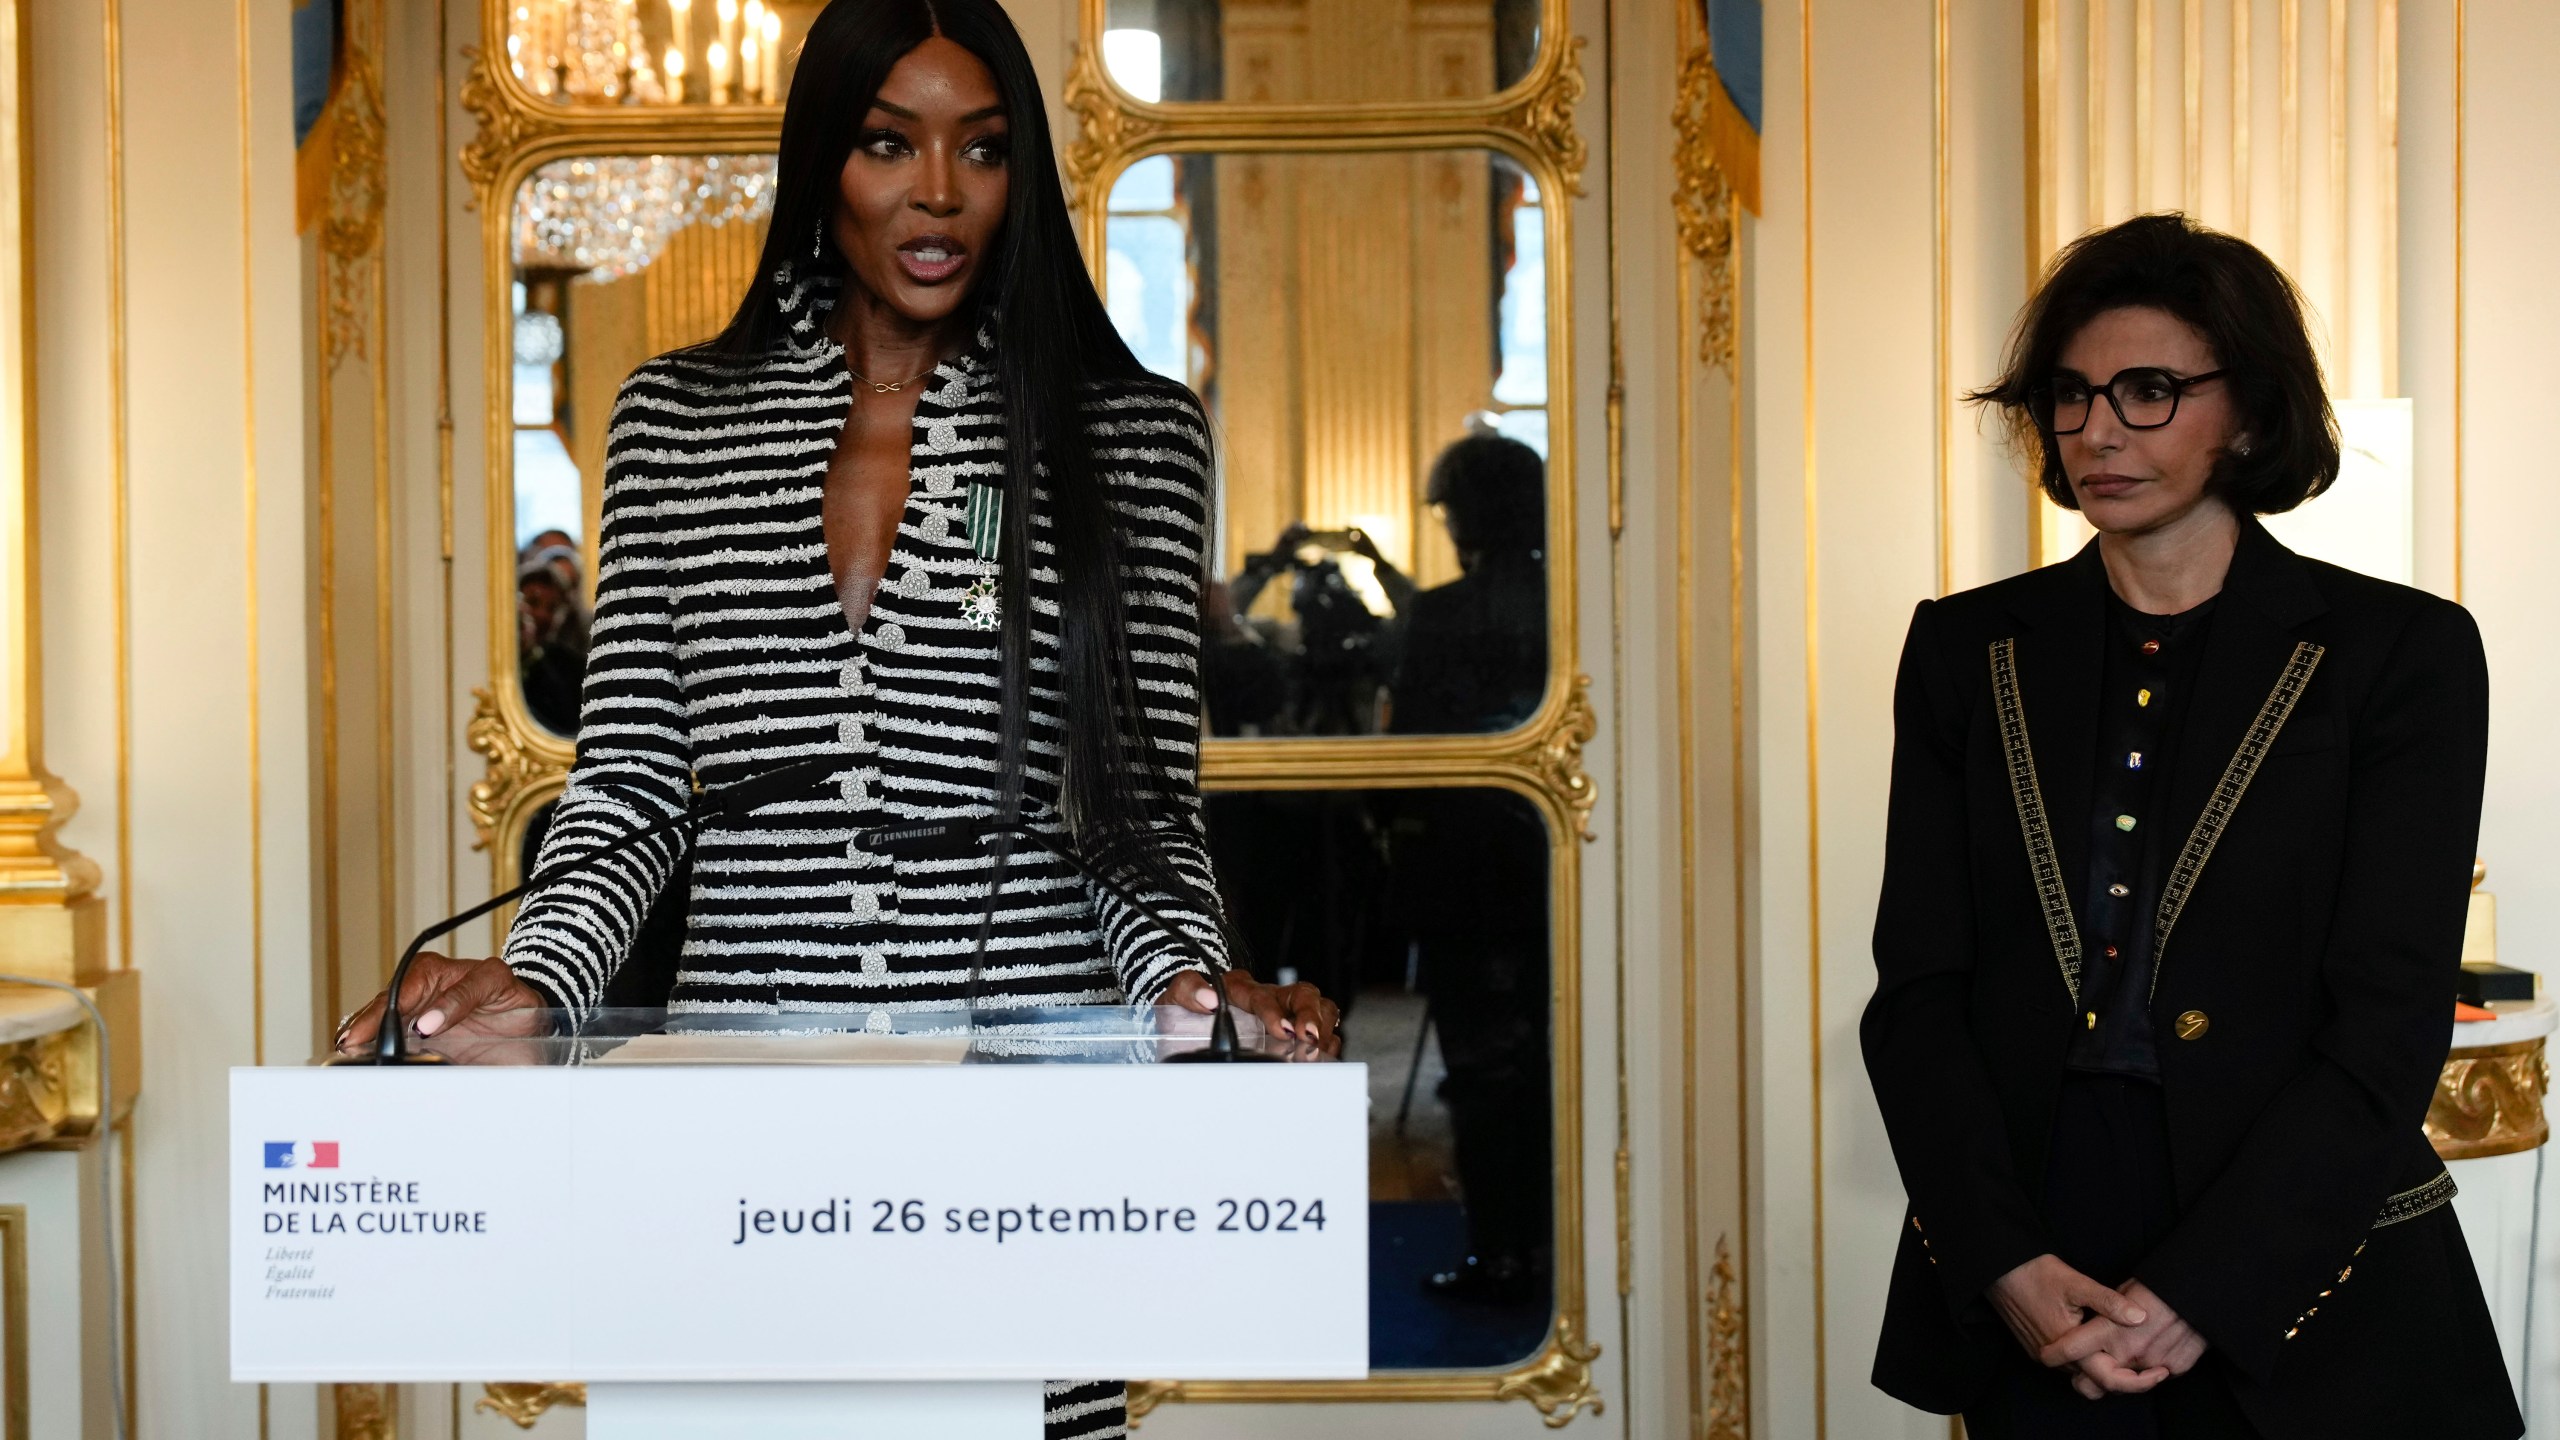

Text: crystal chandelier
xmin=513 ymin=154 xmax=778 ymax=281
xmin=509 ymin=0 xmax=793 ymax=106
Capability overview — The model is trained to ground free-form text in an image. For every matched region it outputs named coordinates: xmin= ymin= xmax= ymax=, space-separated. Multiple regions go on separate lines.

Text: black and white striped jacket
xmin=503 ymin=280 xmax=1227 ymax=1022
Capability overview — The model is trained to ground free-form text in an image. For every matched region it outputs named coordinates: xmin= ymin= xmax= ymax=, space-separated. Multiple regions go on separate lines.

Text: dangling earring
xmin=2232 ymin=437 xmax=2255 ymax=458
xmin=809 ymin=217 xmax=827 ymax=263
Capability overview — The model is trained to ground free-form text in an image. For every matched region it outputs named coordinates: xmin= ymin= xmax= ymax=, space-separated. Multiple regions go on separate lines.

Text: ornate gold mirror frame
xmin=1067 ymin=0 xmax=1601 ymax=1421
xmin=459 ymin=0 xmax=1599 ymax=1422
xmin=457 ymin=4 xmax=796 ymax=867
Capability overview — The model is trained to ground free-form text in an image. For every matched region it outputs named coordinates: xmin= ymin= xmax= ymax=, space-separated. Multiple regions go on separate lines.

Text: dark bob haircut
xmin=1971 ymin=212 xmax=2340 ymax=515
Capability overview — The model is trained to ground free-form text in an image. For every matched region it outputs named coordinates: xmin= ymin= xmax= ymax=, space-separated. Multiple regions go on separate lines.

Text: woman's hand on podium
xmin=334 ymin=953 xmax=549 ymax=1056
xmin=1163 ymin=970 xmax=1343 ymax=1059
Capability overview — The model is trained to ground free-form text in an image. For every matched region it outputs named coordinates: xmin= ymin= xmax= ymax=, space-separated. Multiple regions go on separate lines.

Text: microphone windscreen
xmin=706 ymin=758 xmax=843 ymax=820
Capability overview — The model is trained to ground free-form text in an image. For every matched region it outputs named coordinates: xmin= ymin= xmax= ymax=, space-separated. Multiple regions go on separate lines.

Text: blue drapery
xmin=292 ymin=0 xmax=340 ymax=147
xmin=1707 ymin=0 xmax=1762 ymax=133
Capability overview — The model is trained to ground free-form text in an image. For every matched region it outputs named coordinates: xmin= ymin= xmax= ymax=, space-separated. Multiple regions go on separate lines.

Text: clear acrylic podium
xmin=230 ymin=1006 xmax=1368 ymax=1437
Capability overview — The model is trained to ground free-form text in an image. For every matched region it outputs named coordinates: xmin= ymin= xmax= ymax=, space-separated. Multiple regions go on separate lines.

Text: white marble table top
xmin=0 ymin=984 xmax=84 ymax=1046
xmin=2453 ymin=992 xmax=2557 ymax=1049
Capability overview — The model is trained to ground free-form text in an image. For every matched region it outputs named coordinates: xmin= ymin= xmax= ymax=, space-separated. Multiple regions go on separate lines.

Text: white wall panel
xmin=2432 ymin=0 xmax=2560 ymax=1430
xmin=33 ymin=0 xmax=321 ymax=1429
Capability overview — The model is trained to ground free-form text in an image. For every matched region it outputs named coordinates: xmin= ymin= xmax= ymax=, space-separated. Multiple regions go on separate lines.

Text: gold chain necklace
xmin=845 ymin=359 xmax=938 ymax=394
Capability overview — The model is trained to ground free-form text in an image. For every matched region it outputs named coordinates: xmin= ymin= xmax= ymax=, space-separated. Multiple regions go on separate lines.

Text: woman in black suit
xmin=1863 ymin=213 xmax=2517 ymax=1439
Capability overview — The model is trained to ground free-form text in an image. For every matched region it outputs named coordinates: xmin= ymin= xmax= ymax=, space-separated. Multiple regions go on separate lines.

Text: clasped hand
xmin=1989 ymin=1254 xmax=2209 ymax=1400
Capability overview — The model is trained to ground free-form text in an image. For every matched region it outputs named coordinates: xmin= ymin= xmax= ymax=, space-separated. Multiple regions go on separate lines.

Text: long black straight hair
xmin=710 ymin=0 xmax=1205 ymax=895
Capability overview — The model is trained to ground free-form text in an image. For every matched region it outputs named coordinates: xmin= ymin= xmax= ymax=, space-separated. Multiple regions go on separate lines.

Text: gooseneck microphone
xmin=333 ymin=757 xmax=847 ymax=1066
xmin=859 ymin=814 xmax=1275 ymax=1062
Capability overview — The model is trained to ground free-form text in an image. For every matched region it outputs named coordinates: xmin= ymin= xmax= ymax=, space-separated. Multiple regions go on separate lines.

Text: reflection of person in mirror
xmin=515 ymin=550 xmax=588 ymax=737
xmin=1371 ymin=429 xmax=1554 ymax=1305
xmin=1384 ymin=427 xmax=1546 ymax=737
xmin=1226 ymin=522 xmax=1396 ymax=735
xmin=340 ymin=6 xmax=1339 ymax=1433
xmin=1388 ymin=783 xmax=1549 ymax=1307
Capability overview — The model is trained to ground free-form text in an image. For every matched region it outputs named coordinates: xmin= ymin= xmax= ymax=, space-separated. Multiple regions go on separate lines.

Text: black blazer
xmin=1862 ymin=520 xmax=2517 ymax=1439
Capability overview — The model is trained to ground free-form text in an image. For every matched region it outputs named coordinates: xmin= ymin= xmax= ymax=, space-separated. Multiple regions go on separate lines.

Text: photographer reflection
xmin=1200 ymin=577 xmax=1288 ymax=738
xmin=1386 ymin=430 xmax=1547 ymax=736
xmin=1382 ymin=432 xmax=1552 ymax=1304
xmin=1389 ymin=786 xmax=1550 ymax=1305
xmin=517 ymin=542 xmax=589 ymax=736
xmin=1230 ymin=524 xmax=1397 ymax=735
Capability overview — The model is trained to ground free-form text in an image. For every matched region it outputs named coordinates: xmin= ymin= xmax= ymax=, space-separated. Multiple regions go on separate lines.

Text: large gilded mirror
xmin=1100 ymin=146 xmax=1555 ymax=739
xmin=1070 ymin=0 xmax=1597 ymax=1412
xmin=464 ymin=0 xmax=1595 ymax=1419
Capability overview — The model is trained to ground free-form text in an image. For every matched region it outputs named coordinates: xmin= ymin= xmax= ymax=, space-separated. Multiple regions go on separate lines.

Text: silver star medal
xmin=962 ymin=481 xmax=1003 ymax=630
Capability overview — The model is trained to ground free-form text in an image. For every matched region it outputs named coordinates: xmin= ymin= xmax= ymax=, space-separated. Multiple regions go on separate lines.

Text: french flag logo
xmin=263 ymin=1141 xmax=340 ymax=1170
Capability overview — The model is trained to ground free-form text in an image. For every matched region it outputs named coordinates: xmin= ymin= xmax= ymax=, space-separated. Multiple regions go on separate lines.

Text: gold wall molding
xmin=1671 ymin=0 xmax=1755 ymax=1432
xmin=1136 ymin=1313 xmax=1602 ymax=1429
xmin=1536 ymin=675 xmax=1599 ymax=842
xmin=2429 ymin=1035 xmax=2550 ymax=1161
xmin=0 ymin=1029 xmax=71 ymax=1152
xmin=1 ymin=1205 xmax=24 ymax=1440
xmin=1060 ymin=6 xmax=1589 ymax=213
xmin=457 ymin=48 xmax=558 ymax=201
xmin=1491 ymin=36 xmax=1588 ymax=197
xmin=1703 ymin=1234 xmax=1745 ymax=1440
xmin=322 ymin=47 xmax=389 ymax=370
xmin=1672 ymin=45 xmax=1739 ymax=376
xmin=1059 ymin=42 xmax=1147 ymax=209
xmin=331 ymin=1381 xmax=396 ymax=1440
xmin=464 ymin=689 xmax=563 ymax=855
xmin=476 ymin=1381 xmax=585 ymax=1427
xmin=1492 ymin=1312 xmax=1603 ymax=1426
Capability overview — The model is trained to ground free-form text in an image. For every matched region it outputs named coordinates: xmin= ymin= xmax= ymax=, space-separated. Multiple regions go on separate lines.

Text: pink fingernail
xmin=418 ymin=1010 xmax=445 ymax=1036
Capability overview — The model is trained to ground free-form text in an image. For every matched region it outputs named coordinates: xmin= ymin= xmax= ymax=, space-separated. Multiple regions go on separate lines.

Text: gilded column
xmin=0 ymin=0 xmax=133 ymax=1145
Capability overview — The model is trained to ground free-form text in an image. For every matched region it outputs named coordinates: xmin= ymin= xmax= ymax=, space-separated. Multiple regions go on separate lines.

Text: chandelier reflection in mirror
xmin=514 ymin=154 xmax=776 ymax=280
xmin=507 ymin=0 xmax=807 ymax=105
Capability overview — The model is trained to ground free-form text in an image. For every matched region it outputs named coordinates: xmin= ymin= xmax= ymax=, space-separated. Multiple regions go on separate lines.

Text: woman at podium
xmin=341 ymin=0 xmax=1338 ymax=1430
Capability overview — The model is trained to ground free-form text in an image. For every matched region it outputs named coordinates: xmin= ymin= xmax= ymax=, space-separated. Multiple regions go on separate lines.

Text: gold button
xmin=2175 ymin=1009 xmax=2210 ymax=1040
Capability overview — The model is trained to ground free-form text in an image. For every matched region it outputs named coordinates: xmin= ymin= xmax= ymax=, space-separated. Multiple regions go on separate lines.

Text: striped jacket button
xmin=2174 ymin=1010 xmax=2210 ymax=1041
xmin=840 ymin=718 xmax=867 ymax=748
xmin=850 ymin=885 xmax=882 ymax=922
xmin=875 ymin=623 xmax=906 ymax=650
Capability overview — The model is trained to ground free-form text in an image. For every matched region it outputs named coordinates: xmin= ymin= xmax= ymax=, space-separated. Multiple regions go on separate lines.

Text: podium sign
xmin=231 ymin=1064 xmax=1368 ymax=1383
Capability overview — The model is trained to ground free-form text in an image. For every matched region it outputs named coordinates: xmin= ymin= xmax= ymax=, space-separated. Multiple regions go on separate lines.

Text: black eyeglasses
xmin=2030 ymin=367 xmax=2229 ymax=435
